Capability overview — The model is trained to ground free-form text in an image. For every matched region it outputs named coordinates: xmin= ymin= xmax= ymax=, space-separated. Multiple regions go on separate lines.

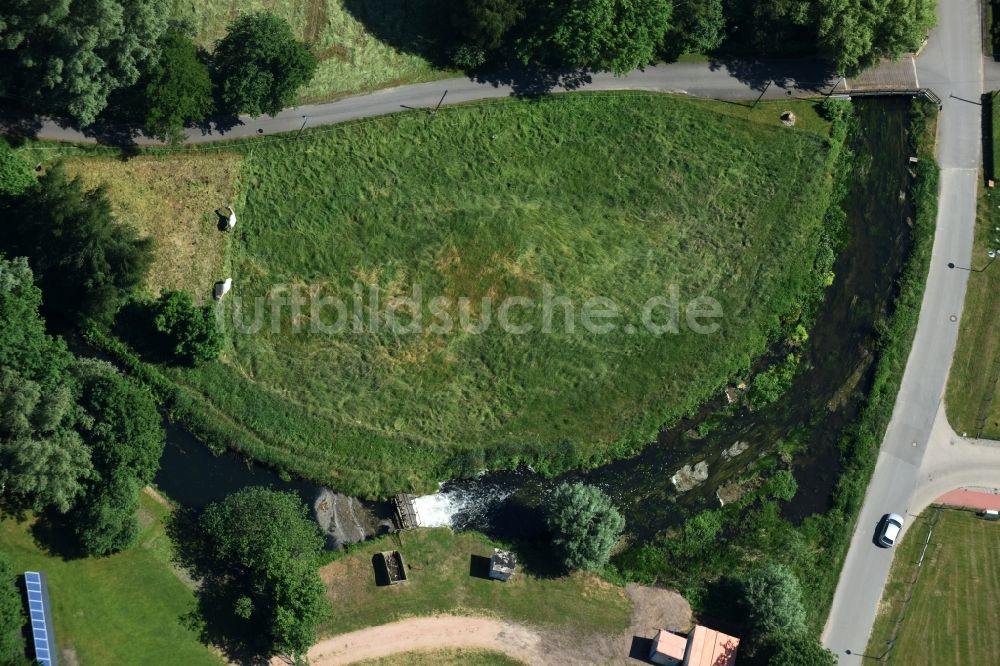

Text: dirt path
xmin=288 ymin=584 xmax=690 ymax=665
xmin=286 ymin=616 xmax=544 ymax=665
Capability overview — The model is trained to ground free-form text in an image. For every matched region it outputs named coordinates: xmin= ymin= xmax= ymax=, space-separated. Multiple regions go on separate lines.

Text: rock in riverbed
xmin=671 ymin=461 xmax=709 ymax=492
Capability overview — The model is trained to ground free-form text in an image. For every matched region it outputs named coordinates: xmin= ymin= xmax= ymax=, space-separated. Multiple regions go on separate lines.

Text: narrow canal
xmin=154 ymin=98 xmax=918 ymax=547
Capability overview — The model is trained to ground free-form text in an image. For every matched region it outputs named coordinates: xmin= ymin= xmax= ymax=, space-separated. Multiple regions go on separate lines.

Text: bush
xmin=0 ymin=144 xmax=33 ymax=197
xmin=212 ymin=12 xmax=317 ymax=117
xmin=547 ymin=482 xmax=625 ymax=571
xmin=741 ymin=563 xmax=808 ymax=639
xmin=151 ymin=290 xmax=223 ymax=365
xmin=749 ymin=354 xmax=800 ymax=408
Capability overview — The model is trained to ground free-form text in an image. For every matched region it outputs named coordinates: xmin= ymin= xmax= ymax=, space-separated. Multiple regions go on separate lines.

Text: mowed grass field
xmin=867 ymin=509 xmax=1000 ymax=664
xmin=171 ymin=0 xmax=451 ymax=102
xmin=0 ymin=493 xmax=222 ymax=666
xmin=61 ymin=153 xmax=243 ymax=302
xmin=155 ymin=94 xmax=837 ymax=496
xmin=319 ymin=528 xmax=631 ymax=636
xmin=946 ymin=94 xmax=1000 ymax=439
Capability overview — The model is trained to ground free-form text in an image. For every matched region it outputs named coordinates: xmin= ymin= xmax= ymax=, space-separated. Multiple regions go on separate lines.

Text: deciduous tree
xmin=741 ymin=563 xmax=808 ymax=638
xmin=176 ymin=488 xmax=329 ymax=659
xmin=0 ymin=0 xmax=169 ymax=125
xmin=212 ymin=12 xmax=317 ymax=117
xmin=144 ymin=29 xmax=215 ymax=143
xmin=547 ymin=482 xmax=625 ymax=571
xmin=150 ymin=290 xmax=223 ymax=366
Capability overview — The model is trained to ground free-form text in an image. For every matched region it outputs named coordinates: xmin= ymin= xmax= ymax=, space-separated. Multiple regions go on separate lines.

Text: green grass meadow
xmin=148 ymin=93 xmax=841 ymax=496
xmin=171 ymin=0 xmax=451 ymax=102
xmin=867 ymin=509 xmax=1000 ymax=664
xmin=0 ymin=493 xmax=221 ymax=666
xmin=320 ymin=528 xmax=631 ymax=636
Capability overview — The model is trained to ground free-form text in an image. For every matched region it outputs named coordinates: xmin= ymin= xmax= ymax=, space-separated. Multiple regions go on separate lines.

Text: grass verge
xmin=866 ymin=509 xmax=1000 ymax=663
xmin=0 ymin=493 xmax=221 ymax=666
xmin=945 ymin=93 xmax=1000 ymax=439
xmin=319 ymin=527 xmax=631 ymax=636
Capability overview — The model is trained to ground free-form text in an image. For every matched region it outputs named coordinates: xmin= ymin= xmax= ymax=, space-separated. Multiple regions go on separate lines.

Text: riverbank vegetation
xmin=610 ymin=98 xmax=939 ymax=659
xmin=320 ymin=527 xmax=631 ymax=636
xmin=0 ymin=493 xmax=222 ymax=666
xmin=946 ymin=92 xmax=1000 ymax=439
xmin=867 ymin=509 xmax=1000 ymax=664
xmin=98 ymin=93 xmax=844 ymax=497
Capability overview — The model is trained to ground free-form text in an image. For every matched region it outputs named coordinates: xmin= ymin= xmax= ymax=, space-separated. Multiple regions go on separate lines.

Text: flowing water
xmin=154 ymin=98 xmax=917 ymax=546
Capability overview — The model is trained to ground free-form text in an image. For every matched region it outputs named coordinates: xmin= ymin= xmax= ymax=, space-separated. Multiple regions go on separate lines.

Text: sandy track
xmin=281 ymin=584 xmax=691 ymax=665
xmin=284 ymin=615 xmax=543 ymax=665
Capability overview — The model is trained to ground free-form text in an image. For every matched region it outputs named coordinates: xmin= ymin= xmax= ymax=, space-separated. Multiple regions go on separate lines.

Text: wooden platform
xmin=394 ymin=493 xmax=419 ymax=530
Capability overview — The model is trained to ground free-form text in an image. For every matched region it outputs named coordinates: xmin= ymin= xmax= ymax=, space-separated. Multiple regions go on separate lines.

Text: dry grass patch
xmin=62 ymin=153 xmax=243 ymax=302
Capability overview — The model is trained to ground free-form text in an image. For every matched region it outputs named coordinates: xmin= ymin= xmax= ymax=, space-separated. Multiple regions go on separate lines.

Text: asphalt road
xmin=821 ymin=0 xmax=983 ymax=661
xmin=4 ymin=60 xmax=847 ymax=145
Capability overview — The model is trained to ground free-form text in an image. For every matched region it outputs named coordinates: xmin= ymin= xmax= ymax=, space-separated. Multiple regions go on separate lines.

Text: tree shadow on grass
xmin=341 ymin=0 xmax=455 ymax=68
xmin=29 ymin=511 xmax=87 ymax=561
xmin=481 ymin=495 xmax=564 ymax=579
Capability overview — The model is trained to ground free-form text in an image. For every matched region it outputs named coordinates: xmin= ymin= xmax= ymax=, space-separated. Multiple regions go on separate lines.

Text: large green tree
xmin=0 ymin=0 xmax=168 ymax=125
xmin=0 ymin=257 xmax=93 ymax=513
xmin=4 ymin=165 xmax=153 ymax=327
xmin=177 ymin=488 xmax=329 ymax=659
xmin=212 ymin=12 xmax=317 ymax=117
xmin=539 ymin=0 xmax=673 ymax=74
xmin=671 ymin=0 xmax=726 ymax=54
xmin=547 ymin=482 xmax=625 ymax=571
xmin=68 ymin=360 xmax=165 ymax=556
xmin=143 ymin=29 xmax=215 ymax=143
xmin=453 ymin=0 xmax=525 ymax=51
xmin=0 ymin=552 xmax=27 ymax=665
xmin=741 ymin=563 xmax=808 ymax=639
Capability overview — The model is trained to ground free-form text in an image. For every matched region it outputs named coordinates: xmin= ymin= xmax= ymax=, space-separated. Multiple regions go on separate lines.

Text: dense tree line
xmin=0 ymin=5 xmax=316 ymax=141
xmin=449 ymin=0 xmax=935 ymax=74
xmin=0 ymin=254 xmax=164 ymax=556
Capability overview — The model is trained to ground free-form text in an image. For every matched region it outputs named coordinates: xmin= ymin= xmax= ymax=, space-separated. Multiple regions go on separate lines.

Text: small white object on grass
xmin=226 ymin=206 xmax=237 ymax=230
xmin=214 ymin=278 xmax=233 ymax=300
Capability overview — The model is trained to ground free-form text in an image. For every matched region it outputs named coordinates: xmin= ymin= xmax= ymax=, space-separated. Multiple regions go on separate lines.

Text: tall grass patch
xmin=154 ymin=93 xmax=840 ymax=496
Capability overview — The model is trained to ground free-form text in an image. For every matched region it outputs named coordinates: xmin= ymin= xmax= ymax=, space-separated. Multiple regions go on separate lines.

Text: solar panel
xmin=22 ymin=572 xmax=56 ymax=666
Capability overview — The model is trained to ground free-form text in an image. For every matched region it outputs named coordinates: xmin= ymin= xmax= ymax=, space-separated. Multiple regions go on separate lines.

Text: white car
xmin=877 ymin=513 xmax=904 ymax=548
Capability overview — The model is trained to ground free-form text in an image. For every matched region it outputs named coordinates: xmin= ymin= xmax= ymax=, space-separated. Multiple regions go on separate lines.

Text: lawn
xmin=867 ymin=509 xmax=1000 ymax=664
xmin=139 ymin=93 xmax=841 ymax=497
xmin=319 ymin=528 xmax=632 ymax=636
xmin=353 ymin=649 xmax=526 ymax=665
xmin=170 ymin=0 xmax=452 ymax=102
xmin=946 ymin=94 xmax=1000 ymax=438
xmin=61 ymin=153 xmax=243 ymax=302
xmin=0 ymin=493 xmax=222 ymax=666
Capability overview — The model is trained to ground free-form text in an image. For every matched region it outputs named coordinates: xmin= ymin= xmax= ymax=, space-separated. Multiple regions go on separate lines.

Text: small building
xmin=23 ymin=571 xmax=57 ymax=666
xmin=488 ymin=548 xmax=516 ymax=581
xmin=214 ymin=278 xmax=232 ymax=300
xmin=649 ymin=625 xmax=739 ymax=666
